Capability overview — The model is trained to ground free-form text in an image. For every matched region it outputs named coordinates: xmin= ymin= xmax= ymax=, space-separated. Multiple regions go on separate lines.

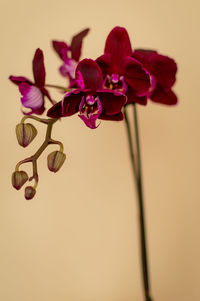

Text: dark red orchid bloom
xmin=9 ymin=48 xmax=53 ymax=115
xmin=52 ymin=28 xmax=90 ymax=87
xmin=47 ymin=59 xmax=127 ymax=129
xmin=132 ymin=49 xmax=178 ymax=105
xmin=96 ymin=26 xmax=151 ymax=105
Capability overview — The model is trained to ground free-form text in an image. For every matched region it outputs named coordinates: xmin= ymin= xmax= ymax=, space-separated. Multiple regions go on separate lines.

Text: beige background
xmin=1 ymin=0 xmax=200 ymax=300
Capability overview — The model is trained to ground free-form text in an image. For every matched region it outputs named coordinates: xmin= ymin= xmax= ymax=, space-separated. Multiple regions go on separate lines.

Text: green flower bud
xmin=24 ymin=186 xmax=36 ymax=200
xmin=12 ymin=170 xmax=28 ymax=190
xmin=16 ymin=123 xmax=37 ymax=147
xmin=47 ymin=151 xmax=66 ymax=173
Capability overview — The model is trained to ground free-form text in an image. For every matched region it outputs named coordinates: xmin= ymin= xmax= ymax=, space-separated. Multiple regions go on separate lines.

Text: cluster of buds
xmin=12 ymin=116 xmax=66 ymax=200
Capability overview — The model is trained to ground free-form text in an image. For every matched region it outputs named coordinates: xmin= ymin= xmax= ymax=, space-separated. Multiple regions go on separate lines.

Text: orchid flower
xmin=47 ymin=59 xmax=127 ymax=129
xmin=96 ymin=26 xmax=151 ymax=105
xmin=52 ymin=28 xmax=90 ymax=87
xmin=9 ymin=48 xmax=53 ymax=115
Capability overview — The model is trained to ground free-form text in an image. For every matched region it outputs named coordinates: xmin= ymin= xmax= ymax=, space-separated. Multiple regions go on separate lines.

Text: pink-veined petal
xmin=19 ymin=83 xmax=44 ymax=109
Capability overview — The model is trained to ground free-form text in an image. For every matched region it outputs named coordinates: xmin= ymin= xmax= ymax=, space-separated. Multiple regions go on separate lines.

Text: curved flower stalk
xmin=52 ymin=28 xmax=90 ymax=87
xmin=12 ymin=116 xmax=65 ymax=199
xmin=47 ymin=59 xmax=127 ymax=129
xmin=9 ymin=49 xmax=54 ymax=115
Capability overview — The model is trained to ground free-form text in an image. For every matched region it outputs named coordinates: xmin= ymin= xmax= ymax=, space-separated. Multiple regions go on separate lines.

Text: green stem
xmin=133 ymin=104 xmax=153 ymax=301
xmin=45 ymin=84 xmax=71 ymax=91
xmin=15 ymin=118 xmax=59 ymax=185
xmin=124 ymin=106 xmax=137 ymax=183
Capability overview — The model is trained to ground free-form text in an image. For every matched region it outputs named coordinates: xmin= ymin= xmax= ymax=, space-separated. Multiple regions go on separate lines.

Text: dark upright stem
xmin=124 ymin=105 xmax=153 ymax=301
xmin=133 ymin=104 xmax=153 ymax=301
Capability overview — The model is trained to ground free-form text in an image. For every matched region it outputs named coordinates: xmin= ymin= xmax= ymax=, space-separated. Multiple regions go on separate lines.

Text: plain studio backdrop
xmin=1 ymin=0 xmax=200 ymax=300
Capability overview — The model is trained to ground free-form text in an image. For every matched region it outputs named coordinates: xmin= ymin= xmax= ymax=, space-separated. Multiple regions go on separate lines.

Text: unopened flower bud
xmin=47 ymin=151 xmax=66 ymax=173
xmin=16 ymin=123 xmax=37 ymax=147
xmin=12 ymin=170 xmax=28 ymax=190
xmin=25 ymin=186 xmax=36 ymax=200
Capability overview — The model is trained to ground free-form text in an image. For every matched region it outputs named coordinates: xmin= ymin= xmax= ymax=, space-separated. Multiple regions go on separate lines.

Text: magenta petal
xmin=76 ymin=59 xmax=103 ymax=90
xmin=99 ymin=111 xmax=124 ymax=121
xmin=47 ymin=101 xmax=63 ymax=118
xmin=33 ymin=48 xmax=45 ymax=87
xmin=123 ymin=57 xmax=151 ymax=96
xmin=19 ymin=83 xmax=44 ymax=109
xmin=150 ymin=87 xmax=178 ymax=105
xmin=104 ymin=26 xmax=132 ymax=71
xmin=71 ymin=28 xmax=90 ymax=61
xmin=97 ymin=90 xmax=127 ymax=115
xmin=52 ymin=40 xmax=70 ymax=59
xmin=9 ymin=75 xmax=32 ymax=86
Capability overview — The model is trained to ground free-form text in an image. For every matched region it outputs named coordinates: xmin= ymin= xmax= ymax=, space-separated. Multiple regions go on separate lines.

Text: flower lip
xmin=9 ymin=48 xmax=53 ymax=115
xmin=78 ymin=95 xmax=103 ymax=129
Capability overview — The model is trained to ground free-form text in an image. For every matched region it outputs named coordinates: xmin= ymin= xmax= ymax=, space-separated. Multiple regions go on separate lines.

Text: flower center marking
xmin=104 ymin=74 xmax=127 ymax=93
xmin=78 ymin=95 xmax=103 ymax=129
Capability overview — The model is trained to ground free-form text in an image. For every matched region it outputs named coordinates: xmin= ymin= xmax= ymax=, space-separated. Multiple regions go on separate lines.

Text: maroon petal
xmin=132 ymin=49 xmax=157 ymax=70
xmin=71 ymin=28 xmax=90 ymax=61
xmin=104 ymin=26 xmax=132 ymax=72
xmin=52 ymin=40 xmax=70 ymax=59
xmin=96 ymin=53 xmax=112 ymax=77
xmin=76 ymin=59 xmax=103 ymax=90
xmin=9 ymin=75 xmax=32 ymax=86
xmin=123 ymin=57 xmax=151 ymax=96
xmin=47 ymin=101 xmax=63 ymax=118
xmin=150 ymin=86 xmax=178 ymax=105
xmin=99 ymin=111 xmax=124 ymax=121
xmin=126 ymin=88 xmax=147 ymax=105
xmin=62 ymin=90 xmax=84 ymax=116
xmin=133 ymin=50 xmax=177 ymax=89
xmin=150 ymin=54 xmax=177 ymax=88
xmin=97 ymin=90 xmax=126 ymax=115
xmin=33 ymin=48 xmax=45 ymax=87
